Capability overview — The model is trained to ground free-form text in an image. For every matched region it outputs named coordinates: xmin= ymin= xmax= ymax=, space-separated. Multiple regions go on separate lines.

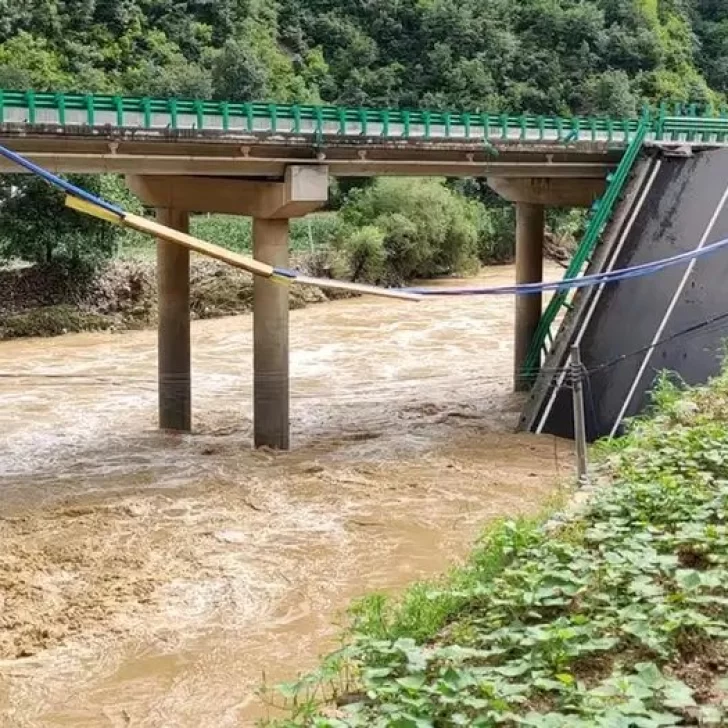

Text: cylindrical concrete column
xmin=253 ymin=218 xmax=290 ymax=450
xmin=156 ymin=208 xmax=191 ymax=431
xmin=514 ymin=202 xmax=545 ymax=392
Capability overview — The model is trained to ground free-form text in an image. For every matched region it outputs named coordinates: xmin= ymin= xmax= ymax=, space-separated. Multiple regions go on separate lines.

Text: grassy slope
xmin=266 ymin=372 xmax=728 ymax=727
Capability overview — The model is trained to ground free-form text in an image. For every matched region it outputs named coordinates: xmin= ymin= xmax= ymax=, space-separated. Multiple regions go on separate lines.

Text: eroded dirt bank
xmin=0 ymin=264 xmax=571 ymax=727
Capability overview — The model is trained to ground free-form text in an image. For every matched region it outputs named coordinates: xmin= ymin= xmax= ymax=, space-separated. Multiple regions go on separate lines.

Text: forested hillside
xmin=0 ymin=0 xmax=726 ymax=115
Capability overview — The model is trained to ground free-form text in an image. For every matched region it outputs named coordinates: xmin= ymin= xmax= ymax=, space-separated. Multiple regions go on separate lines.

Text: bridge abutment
xmin=156 ymin=208 xmax=192 ymax=431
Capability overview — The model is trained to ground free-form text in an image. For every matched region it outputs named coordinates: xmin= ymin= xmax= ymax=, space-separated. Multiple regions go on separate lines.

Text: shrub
xmin=340 ymin=178 xmax=480 ymax=283
xmin=475 ymin=205 xmax=516 ymax=264
xmin=0 ymin=174 xmax=143 ymax=268
xmin=191 ymin=215 xmax=252 ymax=251
xmin=187 ymin=213 xmax=348 ymax=255
xmin=342 ymin=225 xmax=386 ymax=282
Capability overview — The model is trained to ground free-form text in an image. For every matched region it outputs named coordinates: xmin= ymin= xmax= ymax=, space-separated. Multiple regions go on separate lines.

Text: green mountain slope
xmin=0 ymin=0 xmax=725 ymax=114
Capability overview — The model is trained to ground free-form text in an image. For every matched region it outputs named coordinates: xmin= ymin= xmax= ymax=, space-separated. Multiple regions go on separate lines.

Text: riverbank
xmin=0 ymin=256 xmax=351 ymax=341
xmin=0 ymin=231 xmax=575 ymax=342
xmin=267 ymin=370 xmax=728 ymax=726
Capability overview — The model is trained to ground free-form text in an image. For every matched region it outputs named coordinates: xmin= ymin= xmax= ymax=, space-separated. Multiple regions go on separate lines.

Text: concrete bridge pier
xmin=514 ymin=203 xmax=545 ymax=392
xmin=156 ymin=208 xmax=192 ymax=431
xmin=253 ymin=218 xmax=290 ymax=450
xmin=488 ymin=178 xmax=606 ymax=391
xmin=127 ymin=167 xmax=329 ymax=449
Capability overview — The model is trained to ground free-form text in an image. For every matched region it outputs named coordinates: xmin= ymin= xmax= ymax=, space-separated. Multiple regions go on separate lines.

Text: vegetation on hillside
xmin=0 ymin=1 xmax=725 ymax=112
xmin=264 ymin=370 xmax=728 ymax=726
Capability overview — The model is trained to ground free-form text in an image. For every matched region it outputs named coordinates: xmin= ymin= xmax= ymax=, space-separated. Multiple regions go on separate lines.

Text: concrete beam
xmin=253 ymin=218 xmax=290 ymax=450
xmin=0 ymin=155 xmax=615 ymax=178
xmin=488 ymin=177 xmax=606 ymax=207
xmin=514 ymin=203 xmax=545 ymax=392
xmin=127 ymin=166 xmax=329 ymax=218
xmin=157 ymin=208 xmax=191 ymax=431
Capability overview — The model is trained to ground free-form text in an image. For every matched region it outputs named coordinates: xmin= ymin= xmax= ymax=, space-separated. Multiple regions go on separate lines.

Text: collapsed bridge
xmin=2 ymin=90 xmax=728 ymax=445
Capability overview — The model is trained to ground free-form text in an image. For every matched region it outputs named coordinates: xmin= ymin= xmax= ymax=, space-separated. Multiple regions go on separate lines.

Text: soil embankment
xmin=0 ymin=257 xmax=349 ymax=341
xmin=0 ymin=238 xmax=573 ymax=342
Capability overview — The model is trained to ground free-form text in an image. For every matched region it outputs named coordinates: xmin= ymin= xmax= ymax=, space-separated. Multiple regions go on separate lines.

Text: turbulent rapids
xmin=0 ymin=264 xmax=569 ymax=726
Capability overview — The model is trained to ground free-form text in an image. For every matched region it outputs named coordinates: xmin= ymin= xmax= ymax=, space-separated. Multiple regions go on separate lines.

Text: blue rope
xmin=401 ymin=237 xmax=728 ymax=296
xmin=0 ymin=142 xmax=125 ymax=216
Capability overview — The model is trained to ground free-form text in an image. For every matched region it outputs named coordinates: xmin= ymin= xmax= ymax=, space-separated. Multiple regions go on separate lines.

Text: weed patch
xmin=263 ymin=373 xmax=728 ymax=727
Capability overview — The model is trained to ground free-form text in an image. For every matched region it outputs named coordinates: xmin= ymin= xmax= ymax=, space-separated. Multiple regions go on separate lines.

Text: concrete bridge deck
xmin=0 ymin=124 xmax=622 ymax=179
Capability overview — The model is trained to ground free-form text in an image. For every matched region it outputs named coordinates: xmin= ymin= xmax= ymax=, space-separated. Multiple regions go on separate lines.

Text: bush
xmin=191 ymin=215 xmax=252 ymax=251
xmin=0 ymin=173 xmax=145 ymax=268
xmin=342 ymin=226 xmax=386 ymax=282
xmin=548 ymin=208 xmax=588 ymax=245
xmin=475 ymin=205 xmax=516 ymax=264
xmin=340 ymin=178 xmax=480 ymax=283
xmin=187 ymin=213 xmax=348 ymax=254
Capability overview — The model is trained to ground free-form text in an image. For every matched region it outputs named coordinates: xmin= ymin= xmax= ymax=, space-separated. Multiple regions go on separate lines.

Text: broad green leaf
xmin=635 ymin=663 xmax=664 ymax=688
xmin=396 ymin=675 xmax=426 ymax=691
xmin=662 ymin=680 xmax=696 ymax=709
xmin=492 ymin=663 xmax=531 ymax=677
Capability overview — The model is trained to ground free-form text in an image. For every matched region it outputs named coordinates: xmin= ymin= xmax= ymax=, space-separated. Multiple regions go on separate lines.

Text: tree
xmin=0 ymin=32 xmax=70 ymax=90
xmin=340 ymin=178 xmax=480 ymax=283
xmin=210 ymin=39 xmax=267 ymax=101
xmin=581 ymin=70 xmax=638 ymax=117
xmin=0 ymin=175 xmax=121 ymax=266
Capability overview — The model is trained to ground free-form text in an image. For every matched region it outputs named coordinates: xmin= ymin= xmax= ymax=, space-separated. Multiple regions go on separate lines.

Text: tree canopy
xmin=0 ymin=0 xmax=725 ymax=115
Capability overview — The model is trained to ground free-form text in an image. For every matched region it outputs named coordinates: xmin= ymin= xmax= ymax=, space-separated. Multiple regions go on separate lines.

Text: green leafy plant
xmin=264 ymin=371 xmax=728 ymax=726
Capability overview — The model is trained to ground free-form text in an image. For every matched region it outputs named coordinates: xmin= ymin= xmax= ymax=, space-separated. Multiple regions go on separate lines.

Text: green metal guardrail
xmin=3 ymin=90 xmax=728 ymax=144
xmin=0 ymin=89 xmax=644 ymax=143
xmin=2 ymin=91 xmax=727 ymax=143
xmin=521 ymin=112 xmax=652 ymax=382
xmin=3 ymin=90 xmax=728 ymax=378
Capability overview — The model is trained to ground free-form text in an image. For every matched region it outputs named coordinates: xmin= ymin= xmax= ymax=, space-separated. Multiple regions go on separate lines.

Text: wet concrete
xmin=0 ymin=263 xmax=571 ymax=727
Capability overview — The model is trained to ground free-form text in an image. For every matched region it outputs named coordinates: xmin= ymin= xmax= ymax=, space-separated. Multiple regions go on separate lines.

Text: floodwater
xmin=0 ymin=263 xmax=571 ymax=727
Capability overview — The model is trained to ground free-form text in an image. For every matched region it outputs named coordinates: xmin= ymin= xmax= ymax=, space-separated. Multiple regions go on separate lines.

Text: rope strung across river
xmin=400 ymin=236 xmax=728 ymax=296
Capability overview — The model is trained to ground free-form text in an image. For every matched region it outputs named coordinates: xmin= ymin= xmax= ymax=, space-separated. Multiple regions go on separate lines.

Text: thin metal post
xmin=570 ymin=345 xmax=589 ymax=485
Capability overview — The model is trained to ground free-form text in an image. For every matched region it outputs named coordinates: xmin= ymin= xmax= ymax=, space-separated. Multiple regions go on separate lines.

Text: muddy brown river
xmin=0 ymin=263 xmax=571 ymax=727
